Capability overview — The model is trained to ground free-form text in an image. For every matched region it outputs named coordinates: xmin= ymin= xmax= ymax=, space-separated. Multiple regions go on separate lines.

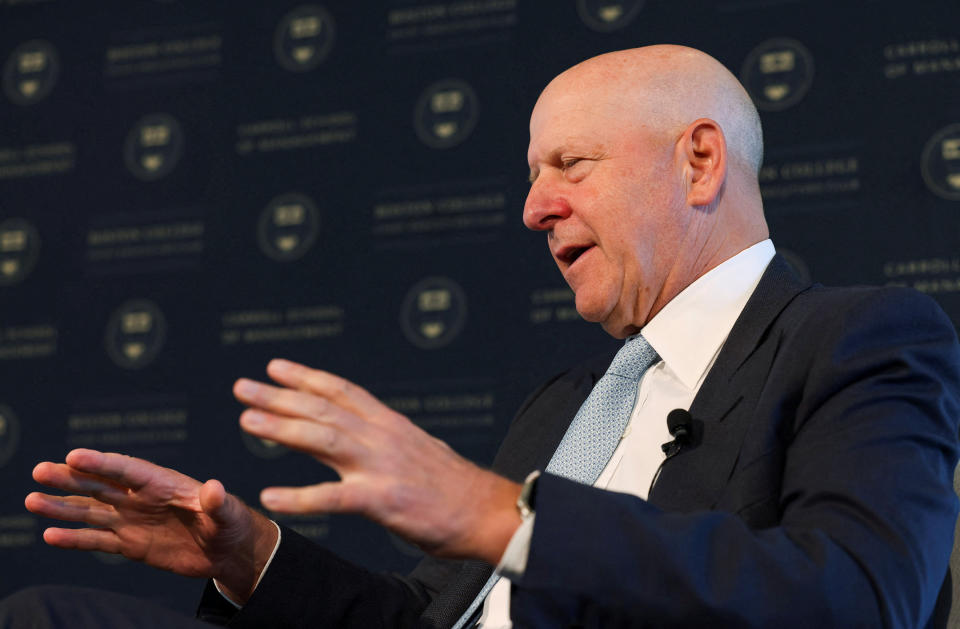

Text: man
xmin=5 ymin=45 xmax=959 ymax=628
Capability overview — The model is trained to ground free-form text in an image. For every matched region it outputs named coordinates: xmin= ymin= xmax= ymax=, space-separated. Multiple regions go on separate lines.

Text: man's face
xmin=523 ymin=77 xmax=687 ymax=338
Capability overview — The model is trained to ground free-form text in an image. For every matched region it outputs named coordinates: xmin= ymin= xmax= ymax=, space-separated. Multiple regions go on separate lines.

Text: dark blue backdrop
xmin=1 ymin=0 xmax=959 ymax=614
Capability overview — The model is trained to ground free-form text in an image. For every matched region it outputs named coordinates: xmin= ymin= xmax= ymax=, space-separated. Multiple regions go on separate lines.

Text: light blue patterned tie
xmin=546 ymin=334 xmax=660 ymax=482
xmin=451 ymin=336 xmax=659 ymax=629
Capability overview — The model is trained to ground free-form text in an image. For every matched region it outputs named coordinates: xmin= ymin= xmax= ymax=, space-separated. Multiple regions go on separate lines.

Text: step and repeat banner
xmin=1 ymin=0 xmax=958 ymax=612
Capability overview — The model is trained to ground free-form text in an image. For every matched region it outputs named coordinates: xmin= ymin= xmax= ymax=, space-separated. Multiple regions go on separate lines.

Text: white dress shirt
xmin=479 ymin=239 xmax=776 ymax=628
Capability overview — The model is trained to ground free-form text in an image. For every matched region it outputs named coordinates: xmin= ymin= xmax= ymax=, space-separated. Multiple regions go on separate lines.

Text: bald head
xmin=524 ymin=45 xmax=770 ymax=336
xmin=541 ymin=45 xmax=764 ymax=177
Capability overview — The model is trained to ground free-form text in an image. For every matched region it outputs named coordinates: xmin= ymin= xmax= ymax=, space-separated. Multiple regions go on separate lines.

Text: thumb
xmin=199 ymin=479 xmax=244 ymax=527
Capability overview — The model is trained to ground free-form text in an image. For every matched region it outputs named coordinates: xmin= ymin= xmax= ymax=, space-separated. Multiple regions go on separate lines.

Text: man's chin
xmin=573 ymin=299 xmax=605 ymax=324
xmin=574 ymin=301 xmax=632 ymax=339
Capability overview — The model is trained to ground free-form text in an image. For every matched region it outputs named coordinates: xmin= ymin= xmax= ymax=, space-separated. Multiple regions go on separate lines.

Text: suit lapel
xmin=649 ymin=255 xmax=810 ymax=511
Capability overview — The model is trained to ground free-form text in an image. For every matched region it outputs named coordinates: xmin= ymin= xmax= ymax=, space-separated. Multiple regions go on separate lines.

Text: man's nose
xmin=523 ymin=178 xmax=571 ymax=231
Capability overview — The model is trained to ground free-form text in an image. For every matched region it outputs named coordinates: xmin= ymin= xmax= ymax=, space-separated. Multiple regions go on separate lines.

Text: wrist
xmin=460 ymin=470 xmax=523 ymax=565
xmin=215 ymin=512 xmax=280 ymax=604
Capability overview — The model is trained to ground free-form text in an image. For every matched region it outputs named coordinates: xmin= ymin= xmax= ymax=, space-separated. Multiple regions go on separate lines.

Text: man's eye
xmin=561 ymin=158 xmax=592 ymax=181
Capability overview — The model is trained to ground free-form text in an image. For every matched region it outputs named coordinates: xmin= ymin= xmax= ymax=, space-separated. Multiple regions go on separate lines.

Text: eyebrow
xmin=526 ymin=144 xmax=566 ymax=185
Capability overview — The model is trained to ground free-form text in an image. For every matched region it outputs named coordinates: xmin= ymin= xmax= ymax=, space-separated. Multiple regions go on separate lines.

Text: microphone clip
xmin=661 ymin=439 xmax=683 ymax=458
xmin=650 ymin=409 xmax=697 ymax=497
xmin=660 ymin=409 xmax=694 ymax=459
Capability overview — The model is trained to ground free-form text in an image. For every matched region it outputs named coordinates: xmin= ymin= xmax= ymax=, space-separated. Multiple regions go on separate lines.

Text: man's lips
xmin=554 ymin=243 xmax=595 ymax=267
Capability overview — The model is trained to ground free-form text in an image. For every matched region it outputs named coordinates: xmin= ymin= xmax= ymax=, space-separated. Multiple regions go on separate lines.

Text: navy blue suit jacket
xmin=200 ymin=256 xmax=960 ymax=628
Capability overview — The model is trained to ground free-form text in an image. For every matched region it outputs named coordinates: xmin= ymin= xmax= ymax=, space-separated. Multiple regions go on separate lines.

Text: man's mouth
xmin=557 ymin=244 xmax=593 ymax=266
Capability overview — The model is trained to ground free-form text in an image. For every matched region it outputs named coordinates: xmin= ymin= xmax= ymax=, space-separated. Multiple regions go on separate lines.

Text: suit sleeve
xmin=196 ymin=525 xmax=460 ymax=628
xmin=192 ymin=520 xmax=493 ymax=629
xmin=510 ymin=288 xmax=960 ymax=628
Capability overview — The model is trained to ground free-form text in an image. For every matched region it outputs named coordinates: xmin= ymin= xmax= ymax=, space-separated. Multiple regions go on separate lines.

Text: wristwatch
xmin=516 ymin=470 xmax=541 ymax=520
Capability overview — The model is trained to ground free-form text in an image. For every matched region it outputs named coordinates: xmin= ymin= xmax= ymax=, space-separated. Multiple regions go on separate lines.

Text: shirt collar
xmin=640 ymin=240 xmax=776 ymax=390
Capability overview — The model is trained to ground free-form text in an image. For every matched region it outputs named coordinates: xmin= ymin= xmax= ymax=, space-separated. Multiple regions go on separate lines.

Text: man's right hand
xmin=25 ymin=448 xmax=278 ymax=604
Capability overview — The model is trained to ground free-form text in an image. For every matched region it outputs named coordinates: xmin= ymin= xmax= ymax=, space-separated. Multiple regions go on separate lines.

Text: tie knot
xmin=606 ymin=335 xmax=658 ymax=381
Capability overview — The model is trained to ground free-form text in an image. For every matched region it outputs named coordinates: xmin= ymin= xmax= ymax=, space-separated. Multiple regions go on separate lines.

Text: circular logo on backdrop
xmin=400 ymin=277 xmax=467 ymax=349
xmin=242 ymin=431 xmax=289 ymax=459
xmin=0 ymin=404 xmax=21 ymax=468
xmin=274 ymin=5 xmax=335 ymax=72
xmin=576 ymin=0 xmax=644 ymax=32
xmin=921 ymin=123 xmax=960 ymax=201
xmin=124 ymin=114 xmax=184 ymax=181
xmin=414 ymin=79 xmax=479 ymax=149
xmin=741 ymin=38 xmax=815 ymax=112
xmin=105 ymin=300 xmax=167 ymax=369
xmin=0 ymin=218 xmax=40 ymax=286
xmin=257 ymin=193 xmax=321 ymax=262
xmin=2 ymin=40 xmax=59 ymax=106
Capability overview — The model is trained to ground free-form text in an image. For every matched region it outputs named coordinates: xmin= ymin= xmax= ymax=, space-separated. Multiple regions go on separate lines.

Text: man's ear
xmin=680 ymin=118 xmax=727 ymax=207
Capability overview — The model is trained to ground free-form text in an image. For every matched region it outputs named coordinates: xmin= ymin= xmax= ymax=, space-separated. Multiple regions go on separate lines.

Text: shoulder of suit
xmin=770 ymin=284 xmax=958 ymax=361
xmin=784 ymin=283 xmax=949 ymax=326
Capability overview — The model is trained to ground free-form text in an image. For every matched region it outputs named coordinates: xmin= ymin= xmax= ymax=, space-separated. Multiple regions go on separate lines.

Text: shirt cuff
xmin=213 ymin=520 xmax=282 ymax=609
xmin=496 ymin=514 xmax=535 ymax=580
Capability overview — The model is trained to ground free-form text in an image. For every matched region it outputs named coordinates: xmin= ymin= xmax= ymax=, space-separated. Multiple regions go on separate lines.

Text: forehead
xmin=527 ymin=81 xmax=629 ymax=163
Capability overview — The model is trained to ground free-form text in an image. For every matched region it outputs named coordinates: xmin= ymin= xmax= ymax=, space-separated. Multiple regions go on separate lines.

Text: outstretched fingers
xmin=42 ymin=527 xmax=122 ymax=554
xmin=25 ymin=493 xmax=117 ymax=528
xmin=234 ymin=378 xmax=366 ymax=433
xmin=240 ymin=409 xmax=363 ymax=465
xmin=64 ymin=449 xmax=169 ymax=492
xmin=265 ymin=359 xmax=389 ymax=420
xmin=32 ymin=461 xmax=129 ymax=504
xmin=259 ymin=482 xmax=362 ymax=515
